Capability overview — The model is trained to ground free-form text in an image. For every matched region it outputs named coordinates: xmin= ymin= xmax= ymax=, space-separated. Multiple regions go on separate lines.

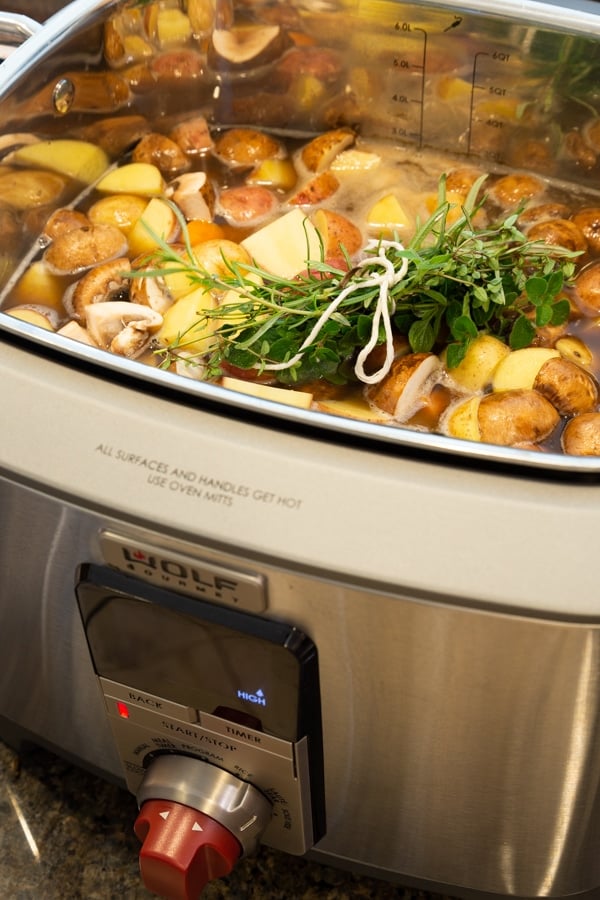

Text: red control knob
xmin=134 ymin=798 xmax=241 ymax=899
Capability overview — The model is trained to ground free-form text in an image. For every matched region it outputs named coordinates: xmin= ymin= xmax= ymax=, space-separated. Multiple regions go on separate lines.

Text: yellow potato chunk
xmin=367 ymin=193 xmax=412 ymax=234
xmin=246 ymin=158 xmax=297 ymax=191
xmin=6 ymin=307 xmax=55 ymax=330
xmin=11 ymin=140 xmax=110 ymax=185
xmin=96 ymin=162 xmax=165 ymax=196
xmin=127 ymin=197 xmax=180 ymax=256
xmin=492 ymin=347 xmax=560 ymax=392
xmin=158 ymin=286 xmax=218 ymax=354
xmin=0 ymin=168 xmax=66 ymax=209
xmin=221 ymin=377 xmax=313 ymax=409
xmin=446 ymin=335 xmax=510 ymax=392
xmin=88 ymin=193 xmax=148 ymax=234
xmin=12 ymin=261 xmax=67 ymax=312
xmin=241 ymin=209 xmax=322 ymax=278
xmin=156 ymin=8 xmax=192 ymax=45
xmin=316 ymin=396 xmax=390 ymax=422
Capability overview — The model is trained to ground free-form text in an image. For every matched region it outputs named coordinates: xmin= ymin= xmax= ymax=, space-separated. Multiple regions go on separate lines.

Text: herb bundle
xmin=141 ymin=175 xmax=578 ymax=385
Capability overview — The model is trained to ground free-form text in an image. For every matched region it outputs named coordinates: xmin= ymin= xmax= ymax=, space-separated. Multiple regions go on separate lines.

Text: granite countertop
xmin=0 ymin=740 xmax=455 ymax=900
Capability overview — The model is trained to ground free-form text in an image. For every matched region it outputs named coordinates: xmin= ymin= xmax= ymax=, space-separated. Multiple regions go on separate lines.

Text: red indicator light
xmin=116 ymin=701 xmax=130 ymax=719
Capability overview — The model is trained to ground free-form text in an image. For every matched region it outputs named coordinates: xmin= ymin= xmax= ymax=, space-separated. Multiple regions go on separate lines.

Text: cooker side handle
xmin=0 ymin=12 xmax=41 ymax=57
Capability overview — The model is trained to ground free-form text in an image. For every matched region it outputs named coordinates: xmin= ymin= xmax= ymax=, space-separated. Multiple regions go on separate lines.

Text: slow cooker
xmin=2 ymin=0 xmax=600 ymax=897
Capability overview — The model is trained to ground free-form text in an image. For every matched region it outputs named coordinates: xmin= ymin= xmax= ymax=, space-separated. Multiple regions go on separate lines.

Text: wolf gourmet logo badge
xmin=100 ymin=531 xmax=267 ymax=611
xmin=121 ymin=546 xmax=239 ymax=597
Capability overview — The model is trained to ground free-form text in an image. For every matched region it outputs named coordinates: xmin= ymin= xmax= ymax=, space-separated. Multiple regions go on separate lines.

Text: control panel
xmin=75 ymin=562 xmax=325 ymax=860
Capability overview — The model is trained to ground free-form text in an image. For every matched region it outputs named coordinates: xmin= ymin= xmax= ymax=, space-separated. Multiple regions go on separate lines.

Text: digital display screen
xmin=77 ymin=564 xmax=319 ymax=742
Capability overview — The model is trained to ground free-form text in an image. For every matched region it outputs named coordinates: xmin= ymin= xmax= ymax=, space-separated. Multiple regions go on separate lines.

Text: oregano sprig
xmin=136 ymin=176 xmax=578 ymax=384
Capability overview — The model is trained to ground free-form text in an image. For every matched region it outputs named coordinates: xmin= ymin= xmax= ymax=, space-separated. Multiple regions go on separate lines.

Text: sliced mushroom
xmin=0 ymin=132 xmax=40 ymax=159
xmin=561 ymin=412 xmax=600 ymax=456
xmin=165 ymin=171 xmax=215 ymax=221
xmin=129 ymin=273 xmax=174 ymax=316
xmin=110 ymin=319 xmax=160 ymax=358
xmin=44 ymin=224 xmax=129 ymax=276
xmin=366 ymin=352 xmax=443 ymax=422
xmin=209 ymin=25 xmax=287 ymax=69
xmin=65 ymin=258 xmax=131 ymax=322
xmin=85 ymin=301 xmax=163 ymax=358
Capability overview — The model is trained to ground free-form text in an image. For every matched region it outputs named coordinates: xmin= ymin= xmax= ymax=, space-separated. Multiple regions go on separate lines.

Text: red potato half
xmin=216 ymin=185 xmax=279 ymax=225
xmin=311 ymin=208 xmax=363 ymax=257
xmin=298 ymin=128 xmax=355 ymax=174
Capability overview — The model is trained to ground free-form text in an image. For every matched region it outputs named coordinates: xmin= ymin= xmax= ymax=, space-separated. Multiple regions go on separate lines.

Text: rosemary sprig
xmin=135 ymin=176 xmax=578 ymax=385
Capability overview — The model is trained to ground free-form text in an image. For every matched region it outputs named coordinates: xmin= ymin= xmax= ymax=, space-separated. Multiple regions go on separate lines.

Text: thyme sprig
xmin=136 ymin=175 xmax=578 ymax=385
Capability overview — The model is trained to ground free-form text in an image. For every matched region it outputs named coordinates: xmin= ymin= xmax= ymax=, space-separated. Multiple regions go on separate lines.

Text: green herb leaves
xmin=149 ymin=175 xmax=578 ymax=384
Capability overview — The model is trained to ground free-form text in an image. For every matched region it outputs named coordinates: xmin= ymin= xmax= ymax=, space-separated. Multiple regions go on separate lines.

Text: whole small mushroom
xmin=43 ymin=224 xmax=129 ymax=276
xmin=132 ymin=132 xmax=191 ymax=176
xmin=571 ymin=208 xmax=600 ymax=254
xmin=525 ymin=218 xmax=587 ymax=254
xmin=491 ymin=346 xmax=598 ymax=416
xmin=444 ymin=389 xmax=560 ymax=446
xmin=562 ymin=412 xmax=600 ymax=456
xmin=574 ymin=262 xmax=600 ymax=313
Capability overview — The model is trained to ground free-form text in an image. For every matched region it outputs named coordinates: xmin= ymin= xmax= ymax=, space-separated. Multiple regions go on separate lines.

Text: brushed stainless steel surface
xmin=137 ymin=755 xmax=272 ymax=857
xmin=2 ymin=473 xmax=600 ymax=895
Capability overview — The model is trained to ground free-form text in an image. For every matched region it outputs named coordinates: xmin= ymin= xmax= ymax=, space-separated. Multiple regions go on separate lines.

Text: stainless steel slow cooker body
xmin=3 ymin=2 xmax=600 ymax=898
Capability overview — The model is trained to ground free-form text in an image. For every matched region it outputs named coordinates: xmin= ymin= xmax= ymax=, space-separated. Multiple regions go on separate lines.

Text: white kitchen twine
xmin=261 ymin=238 xmax=409 ymax=384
